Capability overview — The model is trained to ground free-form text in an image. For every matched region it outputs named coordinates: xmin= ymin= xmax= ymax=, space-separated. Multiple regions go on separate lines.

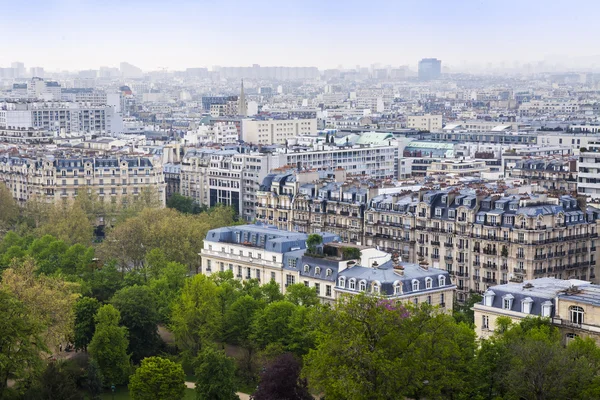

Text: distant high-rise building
xmin=120 ymin=62 xmax=143 ymax=78
xmin=11 ymin=62 xmax=25 ymax=78
xmin=238 ymin=79 xmax=247 ymax=117
xmin=418 ymin=58 xmax=442 ymax=80
xmin=30 ymin=67 xmax=44 ymax=78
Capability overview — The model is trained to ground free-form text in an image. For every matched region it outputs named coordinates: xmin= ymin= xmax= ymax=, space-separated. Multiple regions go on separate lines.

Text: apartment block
xmin=578 ymin=142 xmax=600 ymax=199
xmin=406 ymin=114 xmax=442 ymax=131
xmin=241 ymin=118 xmax=317 ymax=145
xmin=0 ymin=155 xmax=166 ymax=205
xmin=200 ymin=224 xmax=454 ymax=308
xmin=474 ymin=278 xmax=600 ymax=345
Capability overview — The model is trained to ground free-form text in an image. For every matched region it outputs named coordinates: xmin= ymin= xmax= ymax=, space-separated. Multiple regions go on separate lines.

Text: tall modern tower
xmin=238 ymin=79 xmax=247 ymax=117
xmin=418 ymin=58 xmax=442 ymax=80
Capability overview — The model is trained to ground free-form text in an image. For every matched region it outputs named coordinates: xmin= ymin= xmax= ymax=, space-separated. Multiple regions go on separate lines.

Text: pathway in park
xmin=184 ymin=381 xmax=251 ymax=400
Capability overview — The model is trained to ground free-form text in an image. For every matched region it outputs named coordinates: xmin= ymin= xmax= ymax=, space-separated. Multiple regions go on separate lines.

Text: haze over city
xmin=2 ymin=0 xmax=600 ymax=72
xmin=5 ymin=1 xmax=600 ymax=399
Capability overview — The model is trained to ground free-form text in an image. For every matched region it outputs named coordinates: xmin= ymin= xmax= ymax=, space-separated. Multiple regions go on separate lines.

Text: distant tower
xmin=238 ymin=79 xmax=247 ymax=117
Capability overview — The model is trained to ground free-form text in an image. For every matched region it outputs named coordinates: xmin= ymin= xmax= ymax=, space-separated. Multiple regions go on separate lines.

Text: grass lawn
xmin=99 ymin=386 xmax=195 ymax=399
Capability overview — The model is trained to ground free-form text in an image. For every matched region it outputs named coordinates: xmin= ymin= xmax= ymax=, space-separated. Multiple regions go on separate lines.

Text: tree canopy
xmin=129 ymin=357 xmax=186 ymax=400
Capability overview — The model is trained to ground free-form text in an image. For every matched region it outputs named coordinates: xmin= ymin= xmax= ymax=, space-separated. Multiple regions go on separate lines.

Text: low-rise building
xmin=474 ymin=277 xmax=600 ymax=345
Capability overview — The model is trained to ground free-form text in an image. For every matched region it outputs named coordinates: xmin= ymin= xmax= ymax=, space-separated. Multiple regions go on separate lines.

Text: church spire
xmin=238 ymin=79 xmax=247 ymax=117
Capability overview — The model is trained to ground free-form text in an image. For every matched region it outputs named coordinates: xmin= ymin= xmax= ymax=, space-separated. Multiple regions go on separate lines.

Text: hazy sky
xmin=1 ymin=0 xmax=599 ymax=71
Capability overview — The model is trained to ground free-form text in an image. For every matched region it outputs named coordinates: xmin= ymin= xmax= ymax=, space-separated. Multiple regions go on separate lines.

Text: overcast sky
xmin=1 ymin=0 xmax=599 ymax=71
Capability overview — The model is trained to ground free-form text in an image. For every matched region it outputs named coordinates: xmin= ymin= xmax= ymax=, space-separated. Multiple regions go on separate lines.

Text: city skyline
xmin=2 ymin=0 xmax=600 ymax=71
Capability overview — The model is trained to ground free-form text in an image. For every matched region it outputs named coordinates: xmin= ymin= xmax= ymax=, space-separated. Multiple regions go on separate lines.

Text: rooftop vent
xmin=523 ymin=283 xmax=534 ymax=289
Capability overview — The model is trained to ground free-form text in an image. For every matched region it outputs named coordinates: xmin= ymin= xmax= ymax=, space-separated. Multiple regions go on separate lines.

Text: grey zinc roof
xmin=337 ymin=260 xmax=452 ymax=296
xmin=482 ymin=278 xmax=591 ymax=317
xmin=558 ymin=286 xmax=600 ymax=307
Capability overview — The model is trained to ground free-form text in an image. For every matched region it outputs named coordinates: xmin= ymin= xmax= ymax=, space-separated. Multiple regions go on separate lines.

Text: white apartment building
xmin=242 ymin=118 xmax=317 ymax=145
xmin=0 ymin=101 xmax=118 ymax=135
xmin=183 ymin=122 xmax=239 ymax=145
xmin=406 ymin=114 xmax=443 ymax=131
xmin=278 ymin=145 xmax=396 ymax=179
xmin=519 ymin=99 xmax=580 ymax=116
xmin=61 ymin=88 xmax=108 ymax=105
xmin=578 ymin=142 xmax=600 ymax=200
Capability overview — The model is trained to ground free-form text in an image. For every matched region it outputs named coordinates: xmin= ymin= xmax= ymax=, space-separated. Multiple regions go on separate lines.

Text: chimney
xmin=372 ymin=261 xmax=379 ymax=269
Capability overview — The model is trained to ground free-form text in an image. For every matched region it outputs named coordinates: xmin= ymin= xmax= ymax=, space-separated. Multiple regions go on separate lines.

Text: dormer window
xmin=338 ymin=277 xmax=346 ymax=287
xmin=502 ymin=294 xmax=514 ymax=310
xmin=359 ymin=280 xmax=366 ymax=291
xmin=435 ymin=208 xmax=442 ymax=217
xmin=521 ymin=297 xmax=533 ymax=314
xmin=412 ymin=279 xmax=419 ymax=292
xmin=393 ymin=281 xmax=402 ymax=295
xmin=304 ymin=265 xmax=310 ymax=273
xmin=425 ymin=277 xmax=432 ymax=289
xmin=448 ymin=210 xmax=455 ymax=218
xmin=464 ymin=199 xmax=470 ymax=206
xmin=442 ymin=195 xmax=447 ymax=203
xmin=315 ymin=267 xmax=321 ymax=275
xmin=483 ymin=290 xmax=495 ymax=307
xmin=510 ymin=203 xmax=518 ymax=211
xmin=373 ymin=282 xmax=380 ymax=293
xmin=349 ymin=278 xmax=356 ymax=290
xmin=542 ymin=301 xmax=553 ymax=317
xmin=326 ymin=268 xmax=332 ymax=277
xmin=438 ymin=275 xmax=446 ymax=287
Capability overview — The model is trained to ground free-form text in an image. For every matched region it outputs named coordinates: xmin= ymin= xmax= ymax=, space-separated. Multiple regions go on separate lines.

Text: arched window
xmin=570 ymin=306 xmax=584 ymax=325
xmin=349 ymin=279 xmax=356 ymax=290
xmin=359 ymin=280 xmax=366 ymax=292
xmin=425 ymin=277 xmax=432 ymax=289
xmin=338 ymin=277 xmax=346 ymax=287
xmin=412 ymin=279 xmax=420 ymax=292
xmin=438 ymin=275 xmax=446 ymax=287
xmin=326 ymin=268 xmax=332 ymax=277
xmin=393 ymin=281 xmax=402 ymax=295
xmin=373 ymin=283 xmax=380 ymax=294
xmin=304 ymin=265 xmax=310 ymax=273
xmin=315 ymin=266 xmax=321 ymax=275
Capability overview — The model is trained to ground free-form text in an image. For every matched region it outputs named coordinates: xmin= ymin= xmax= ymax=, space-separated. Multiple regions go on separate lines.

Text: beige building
xmin=241 ymin=118 xmax=317 ymax=145
xmin=474 ymin=278 xmax=600 ymax=345
xmin=406 ymin=114 xmax=442 ymax=131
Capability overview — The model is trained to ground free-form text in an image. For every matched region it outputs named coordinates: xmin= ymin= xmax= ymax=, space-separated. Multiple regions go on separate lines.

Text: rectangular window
xmin=482 ymin=315 xmax=489 ymax=329
xmin=286 ymin=275 xmax=295 ymax=286
xmin=271 ymin=272 xmax=276 ymax=281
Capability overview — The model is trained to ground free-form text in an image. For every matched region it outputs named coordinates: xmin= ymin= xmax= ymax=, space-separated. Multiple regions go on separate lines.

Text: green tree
xmin=0 ymin=290 xmax=46 ymax=399
xmin=304 ymin=295 xmax=475 ymax=400
xmin=88 ymin=305 xmax=131 ymax=386
xmin=85 ymin=359 xmax=104 ymax=400
xmin=195 ymin=347 xmax=240 ymax=400
xmin=129 ymin=357 xmax=186 ymax=400
xmin=285 ymin=283 xmax=319 ymax=307
xmin=25 ymin=360 xmax=83 ymax=400
xmin=1 ymin=257 xmax=80 ymax=352
xmin=111 ymin=285 xmax=161 ymax=363
xmin=251 ymin=301 xmax=300 ymax=351
xmin=0 ymin=182 xmax=18 ymax=233
xmin=170 ymin=274 xmax=221 ymax=360
xmin=341 ymin=247 xmax=361 ymax=260
xmin=148 ymin=261 xmax=188 ymax=323
xmin=453 ymin=292 xmax=482 ymax=326
xmin=260 ymin=280 xmax=284 ymax=303
xmin=306 ymin=234 xmax=322 ymax=254
xmin=73 ymin=296 xmax=101 ymax=351
xmin=38 ymin=201 xmax=94 ymax=246
xmin=166 ymin=193 xmax=201 ymax=214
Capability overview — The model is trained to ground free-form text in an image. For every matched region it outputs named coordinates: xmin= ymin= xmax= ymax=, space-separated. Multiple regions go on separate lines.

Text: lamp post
xmin=111 ymin=384 xmax=115 ymax=400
